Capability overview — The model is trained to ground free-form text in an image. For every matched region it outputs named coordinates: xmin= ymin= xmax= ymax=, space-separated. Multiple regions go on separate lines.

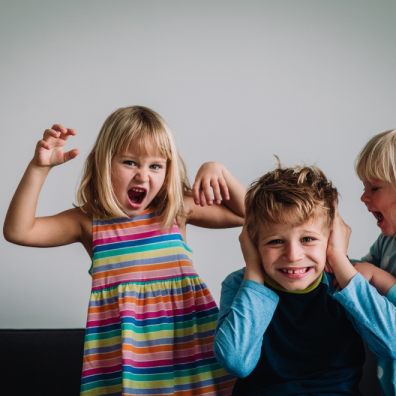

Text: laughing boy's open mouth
xmin=372 ymin=211 xmax=384 ymax=223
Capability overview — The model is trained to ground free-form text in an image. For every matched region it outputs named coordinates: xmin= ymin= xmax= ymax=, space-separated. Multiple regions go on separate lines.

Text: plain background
xmin=1 ymin=0 xmax=395 ymax=328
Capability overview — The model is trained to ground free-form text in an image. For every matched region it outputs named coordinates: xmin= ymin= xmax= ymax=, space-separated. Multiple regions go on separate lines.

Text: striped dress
xmin=80 ymin=211 xmax=235 ymax=395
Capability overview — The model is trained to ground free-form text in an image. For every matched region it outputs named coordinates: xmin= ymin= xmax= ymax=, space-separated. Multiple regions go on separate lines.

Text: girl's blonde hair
xmin=76 ymin=106 xmax=190 ymax=227
xmin=355 ymin=129 xmax=396 ymax=184
xmin=245 ymin=165 xmax=338 ymax=243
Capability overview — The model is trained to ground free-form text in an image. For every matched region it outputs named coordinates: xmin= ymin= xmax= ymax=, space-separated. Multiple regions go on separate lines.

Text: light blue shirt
xmin=215 ymin=270 xmax=396 ymax=388
xmin=359 ymin=234 xmax=396 ymax=396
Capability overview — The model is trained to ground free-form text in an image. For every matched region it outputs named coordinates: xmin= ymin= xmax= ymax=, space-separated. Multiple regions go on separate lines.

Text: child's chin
xmin=281 ymin=278 xmax=317 ymax=292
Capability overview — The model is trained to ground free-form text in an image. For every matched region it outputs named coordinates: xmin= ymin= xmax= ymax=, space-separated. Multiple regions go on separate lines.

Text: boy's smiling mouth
xmin=280 ymin=267 xmax=310 ymax=274
xmin=278 ymin=267 xmax=313 ymax=279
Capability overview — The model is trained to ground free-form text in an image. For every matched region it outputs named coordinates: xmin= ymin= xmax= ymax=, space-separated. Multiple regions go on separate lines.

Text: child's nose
xmin=135 ymin=167 xmax=149 ymax=181
xmin=285 ymin=242 xmax=303 ymax=262
xmin=360 ymin=191 xmax=369 ymax=204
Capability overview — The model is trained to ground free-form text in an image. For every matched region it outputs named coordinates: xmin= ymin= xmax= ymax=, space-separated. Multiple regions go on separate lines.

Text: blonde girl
xmin=4 ymin=106 xmax=245 ymax=395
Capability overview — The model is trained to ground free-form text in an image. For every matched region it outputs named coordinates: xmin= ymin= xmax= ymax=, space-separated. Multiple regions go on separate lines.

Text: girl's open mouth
xmin=128 ymin=187 xmax=147 ymax=205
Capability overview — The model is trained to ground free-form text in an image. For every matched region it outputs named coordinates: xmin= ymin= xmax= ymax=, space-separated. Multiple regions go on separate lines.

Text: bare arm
xmin=3 ymin=124 xmax=86 ymax=248
xmin=354 ymin=262 xmax=396 ymax=295
xmin=185 ymin=162 xmax=245 ymax=228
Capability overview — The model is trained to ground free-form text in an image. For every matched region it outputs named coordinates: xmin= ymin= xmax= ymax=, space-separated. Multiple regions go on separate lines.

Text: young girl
xmin=3 ymin=106 xmax=245 ymax=395
xmin=354 ymin=129 xmax=396 ymax=396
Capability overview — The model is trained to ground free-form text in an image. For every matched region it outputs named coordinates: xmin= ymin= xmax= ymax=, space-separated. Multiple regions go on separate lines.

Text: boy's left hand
xmin=326 ymin=210 xmax=351 ymax=268
xmin=326 ymin=210 xmax=357 ymax=288
xmin=192 ymin=162 xmax=230 ymax=206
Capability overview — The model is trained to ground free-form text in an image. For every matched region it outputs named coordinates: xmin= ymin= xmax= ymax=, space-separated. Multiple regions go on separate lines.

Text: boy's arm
xmin=331 ymin=273 xmax=396 ymax=359
xmin=214 ymin=270 xmax=279 ymax=377
xmin=326 ymin=212 xmax=396 ymax=359
xmin=214 ymin=227 xmax=279 ymax=377
xmin=185 ymin=162 xmax=245 ymax=228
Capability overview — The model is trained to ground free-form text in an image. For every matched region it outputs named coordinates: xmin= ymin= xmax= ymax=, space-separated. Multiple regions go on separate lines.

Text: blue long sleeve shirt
xmin=214 ymin=270 xmax=396 ymax=395
xmin=358 ymin=233 xmax=396 ymax=396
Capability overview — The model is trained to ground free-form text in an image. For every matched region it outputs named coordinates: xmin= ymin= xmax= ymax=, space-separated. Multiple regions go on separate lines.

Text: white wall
xmin=1 ymin=0 xmax=395 ymax=328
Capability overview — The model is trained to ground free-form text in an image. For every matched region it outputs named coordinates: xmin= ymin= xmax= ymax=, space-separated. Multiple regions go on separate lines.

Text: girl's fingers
xmin=45 ymin=125 xmax=76 ymax=140
xmin=211 ymin=178 xmax=222 ymax=204
xmin=43 ymin=128 xmax=60 ymax=140
xmin=199 ymin=189 xmax=208 ymax=206
xmin=192 ymin=179 xmax=202 ymax=205
xmin=37 ymin=139 xmax=49 ymax=149
xmin=217 ymin=176 xmax=230 ymax=201
xmin=51 ymin=124 xmax=68 ymax=133
xmin=63 ymin=148 xmax=79 ymax=163
xmin=204 ymin=180 xmax=214 ymax=204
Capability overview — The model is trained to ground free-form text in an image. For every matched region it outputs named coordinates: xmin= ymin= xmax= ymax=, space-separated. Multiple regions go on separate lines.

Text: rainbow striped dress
xmin=80 ymin=211 xmax=235 ymax=395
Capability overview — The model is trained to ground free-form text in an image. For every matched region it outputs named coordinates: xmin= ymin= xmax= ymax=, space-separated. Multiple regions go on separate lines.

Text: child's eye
xmin=150 ymin=163 xmax=164 ymax=170
xmin=123 ymin=160 xmax=137 ymax=167
xmin=267 ymin=239 xmax=284 ymax=245
xmin=364 ymin=185 xmax=380 ymax=193
xmin=301 ymin=236 xmax=315 ymax=243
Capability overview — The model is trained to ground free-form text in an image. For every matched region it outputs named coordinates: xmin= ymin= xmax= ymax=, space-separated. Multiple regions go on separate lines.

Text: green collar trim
xmin=264 ymin=273 xmax=324 ymax=294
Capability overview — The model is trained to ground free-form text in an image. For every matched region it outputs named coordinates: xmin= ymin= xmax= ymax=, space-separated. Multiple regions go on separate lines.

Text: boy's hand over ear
xmin=326 ymin=210 xmax=357 ymax=288
xmin=240 ymin=225 xmax=265 ymax=284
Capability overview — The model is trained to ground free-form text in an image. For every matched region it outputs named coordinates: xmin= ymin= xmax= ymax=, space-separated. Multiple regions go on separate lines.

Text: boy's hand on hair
xmin=192 ymin=162 xmax=230 ymax=206
xmin=33 ymin=124 xmax=79 ymax=168
xmin=240 ymin=225 xmax=265 ymax=284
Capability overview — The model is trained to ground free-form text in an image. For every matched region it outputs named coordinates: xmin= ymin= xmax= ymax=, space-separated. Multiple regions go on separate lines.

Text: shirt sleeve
xmin=332 ymin=273 xmax=396 ymax=359
xmin=387 ymin=283 xmax=396 ymax=305
xmin=214 ymin=269 xmax=279 ymax=378
xmin=359 ymin=235 xmax=382 ymax=265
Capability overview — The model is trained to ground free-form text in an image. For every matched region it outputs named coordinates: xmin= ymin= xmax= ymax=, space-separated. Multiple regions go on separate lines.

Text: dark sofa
xmin=0 ymin=329 xmax=382 ymax=396
xmin=1 ymin=329 xmax=84 ymax=396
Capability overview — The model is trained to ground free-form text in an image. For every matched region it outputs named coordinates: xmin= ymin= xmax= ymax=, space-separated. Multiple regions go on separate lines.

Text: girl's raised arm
xmin=185 ymin=161 xmax=245 ymax=228
xmin=3 ymin=124 xmax=89 ymax=249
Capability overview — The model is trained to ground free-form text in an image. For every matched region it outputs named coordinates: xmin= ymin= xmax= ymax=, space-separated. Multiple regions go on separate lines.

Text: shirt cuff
xmin=386 ymin=283 xmax=396 ymax=304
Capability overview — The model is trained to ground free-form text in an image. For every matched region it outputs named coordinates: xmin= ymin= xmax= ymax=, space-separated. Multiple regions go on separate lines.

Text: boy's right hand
xmin=240 ymin=225 xmax=265 ymax=284
xmin=33 ymin=124 xmax=79 ymax=167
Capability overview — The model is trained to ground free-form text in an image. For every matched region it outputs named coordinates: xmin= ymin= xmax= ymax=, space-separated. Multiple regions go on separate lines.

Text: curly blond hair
xmin=245 ymin=165 xmax=338 ymax=242
xmin=355 ymin=129 xmax=396 ymax=184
